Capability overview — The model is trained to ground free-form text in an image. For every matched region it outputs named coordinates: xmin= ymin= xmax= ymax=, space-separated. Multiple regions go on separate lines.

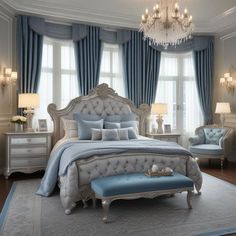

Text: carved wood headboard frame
xmin=48 ymin=84 xmax=151 ymax=145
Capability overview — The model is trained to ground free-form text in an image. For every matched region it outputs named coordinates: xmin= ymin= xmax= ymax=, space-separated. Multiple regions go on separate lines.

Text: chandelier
xmin=139 ymin=0 xmax=193 ymax=49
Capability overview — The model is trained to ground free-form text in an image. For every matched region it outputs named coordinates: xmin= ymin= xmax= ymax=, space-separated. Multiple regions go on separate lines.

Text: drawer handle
xmin=27 ymin=149 xmax=32 ymax=153
xmin=27 ymin=138 xmax=32 ymax=143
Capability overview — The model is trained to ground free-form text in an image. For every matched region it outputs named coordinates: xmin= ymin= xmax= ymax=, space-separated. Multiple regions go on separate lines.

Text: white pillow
xmin=61 ymin=118 xmax=78 ymax=138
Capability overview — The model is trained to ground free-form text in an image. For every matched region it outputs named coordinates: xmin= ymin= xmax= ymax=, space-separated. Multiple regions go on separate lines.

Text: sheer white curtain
xmin=99 ymin=43 xmax=125 ymax=97
xmin=155 ymin=52 xmax=203 ymax=147
xmin=35 ymin=37 xmax=79 ymax=130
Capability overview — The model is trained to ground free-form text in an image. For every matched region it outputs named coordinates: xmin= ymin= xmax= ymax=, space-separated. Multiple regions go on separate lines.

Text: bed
xmin=37 ymin=83 xmax=202 ymax=214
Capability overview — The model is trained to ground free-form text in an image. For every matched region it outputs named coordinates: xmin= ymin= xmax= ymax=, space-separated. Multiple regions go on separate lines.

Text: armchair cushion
xmin=203 ymin=128 xmax=227 ymax=145
xmin=190 ymin=144 xmax=224 ymax=156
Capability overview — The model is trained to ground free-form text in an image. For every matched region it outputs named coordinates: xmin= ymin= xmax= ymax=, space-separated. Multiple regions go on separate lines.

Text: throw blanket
xmin=37 ymin=139 xmax=192 ymax=197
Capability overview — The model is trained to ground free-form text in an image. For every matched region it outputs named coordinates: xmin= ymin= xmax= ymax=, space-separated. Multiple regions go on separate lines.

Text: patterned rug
xmin=0 ymin=173 xmax=236 ymax=236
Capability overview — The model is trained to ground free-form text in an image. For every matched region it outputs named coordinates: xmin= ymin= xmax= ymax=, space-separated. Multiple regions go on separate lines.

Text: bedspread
xmin=37 ymin=138 xmax=202 ymax=197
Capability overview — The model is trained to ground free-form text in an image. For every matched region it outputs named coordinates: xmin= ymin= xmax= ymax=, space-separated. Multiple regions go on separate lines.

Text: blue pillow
xmin=119 ymin=127 xmax=138 ymax=139
xmin=104 ymin=121 xmax=121 ymax=129
xmin=120 ymin=120 xmax=139 ymax=134
xmin=102 ymin=129 xmax=120 ymax=141
xmin=121 ymin=113 xmax=137 ymax=121
xmin=104 ymin=115 xmax=121 ymax=122
xmin=73 ymin=113 xmax=101 ymax=121
xmin=77 ymin=119 xmax=103 ymax=140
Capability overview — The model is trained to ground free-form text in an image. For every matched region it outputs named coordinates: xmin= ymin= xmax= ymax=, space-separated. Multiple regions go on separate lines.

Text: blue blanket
xmin=37 ymin=139 xmax=192 ymax=197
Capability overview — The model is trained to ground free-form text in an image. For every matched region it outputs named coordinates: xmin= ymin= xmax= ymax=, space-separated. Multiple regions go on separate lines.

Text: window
xmin=155 ymin=52 xmax=203 ymax=137
xmin=99 ymin=43 xmax=125 ymax=97
xmin=36 ymin=37 xmax=79 ymax=123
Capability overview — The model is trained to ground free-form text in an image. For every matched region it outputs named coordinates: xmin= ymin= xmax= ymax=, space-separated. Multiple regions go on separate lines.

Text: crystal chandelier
xmin=139 ymin=0 xmax=193 ymax=49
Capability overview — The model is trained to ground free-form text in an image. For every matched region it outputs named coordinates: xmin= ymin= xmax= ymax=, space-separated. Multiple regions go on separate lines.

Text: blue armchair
xmin=189 ymin=125 xmax=233 ymax=168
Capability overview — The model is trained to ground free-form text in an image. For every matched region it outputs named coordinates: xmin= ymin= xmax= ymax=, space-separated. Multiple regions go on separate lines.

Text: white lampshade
xmin=151 ymin=103 xmax=168 ymax=115
xmin=215 ymin=102 xmax=231 ymax=114
xmin=18 ymin=93 xmax=40 ymax=108
xmin=11 ymin=71 xmax=17 ymax=80
xmin=4 ymin=68 xmax=12 ymax=76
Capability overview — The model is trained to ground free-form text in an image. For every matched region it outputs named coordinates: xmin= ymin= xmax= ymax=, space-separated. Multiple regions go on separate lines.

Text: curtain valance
xmin=28 ymin=16 xmax=131 ymax=43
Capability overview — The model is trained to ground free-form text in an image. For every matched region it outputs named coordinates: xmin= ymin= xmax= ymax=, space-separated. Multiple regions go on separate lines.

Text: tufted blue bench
xmin=91 ymin=172 xmax=194 ymax=222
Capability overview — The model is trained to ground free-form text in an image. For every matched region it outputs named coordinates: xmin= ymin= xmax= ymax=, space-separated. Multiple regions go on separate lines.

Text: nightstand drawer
xmin=11 ymin=137 xmax=47 ymax=145
xmin=11 ymin=147 xmax=48 ymax=156
xmin=160 ymin=137 xmax=177 ymax=142
xmin=11 ymin=157 xmax=47 ymax=167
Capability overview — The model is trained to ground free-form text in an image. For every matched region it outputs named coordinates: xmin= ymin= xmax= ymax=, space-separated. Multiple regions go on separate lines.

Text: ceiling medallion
xmin=139 ymin=0 xmax=193 ymax=49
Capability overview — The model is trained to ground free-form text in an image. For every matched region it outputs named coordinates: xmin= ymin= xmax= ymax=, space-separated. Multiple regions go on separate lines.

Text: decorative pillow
xmin=119 ymin=127 xmax=138 ymax=139
xmin=77 ymin=119 xmax=104 ymax=140
xmin=73 ymin=113 xmax=101 ymax=121
xmin=91 ymin=128 xmax=102 ymax=140
xmin=102 ymin=129 xmax=120 ymax=141
xmin=118 ymin=128 xmax=129 ymax=140
xmin=120 ymin=120 xmax=139 ymax=135
xmin=104 ymin=115 xmax=121 ymax=122
xmin=121 ymin=113 xmax=137 ymax=121
xmin=104 ymin=121 xmax=121 ymax=129
xmin=203 ymin=128 xmax=227 ymax=145
xmin=61 ymin=118 xmax=78 ymax=138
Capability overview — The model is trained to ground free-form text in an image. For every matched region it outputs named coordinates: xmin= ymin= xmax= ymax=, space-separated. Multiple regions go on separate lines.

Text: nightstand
xmin=146 ymin=133 xmax=181 ymax=144
xmin=4 ymin=132 xmax=52 ymax=179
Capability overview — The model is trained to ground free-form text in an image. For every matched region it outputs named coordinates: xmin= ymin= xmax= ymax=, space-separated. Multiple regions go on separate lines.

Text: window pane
xmin=183 ymin=81 xmax=203 ymax=132
xmin=155 ymin=80 xmax=177 ymax=130
xmin=112 ymin=51 xmax=119 ymax=74
xmin=100 ymin=51 xmax=110 ymax=73
xmin=42 ymin=44 xmax=53 ymax=68
xmin=61 ymin=74 xmax=79 ymax=108
xmin=61 ymin=44 xmax=76 ymax=70
xmin=159 ymin=56 xmax=178 ymax=76
xmin=35 ymin=72 xmax=53 ymax=122
xmin=99 ymin=43 xmax=125 ymax=97
xmin=183 ymin=57 xmax=194 ymax=77
xmin=100 ymin=77 xmax=111 ymax=87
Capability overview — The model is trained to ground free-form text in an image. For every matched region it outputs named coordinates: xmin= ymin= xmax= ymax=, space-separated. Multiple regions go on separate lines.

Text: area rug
xmin=0 ymin=173 xmax=236 ymax=236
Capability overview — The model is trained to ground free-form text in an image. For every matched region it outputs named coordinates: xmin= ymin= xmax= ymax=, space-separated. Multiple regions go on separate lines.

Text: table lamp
xmin=215 ymin=102 xmax=231 ymax=127
xmin=151 ymin=103 xmax=168 ymax=134
xmin=18 ymin=93 xmax=40 ymax=131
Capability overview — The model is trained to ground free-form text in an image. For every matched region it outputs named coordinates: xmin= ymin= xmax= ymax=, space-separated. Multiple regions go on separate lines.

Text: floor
xmin=0 ymin=162 xmax=236 ymax=235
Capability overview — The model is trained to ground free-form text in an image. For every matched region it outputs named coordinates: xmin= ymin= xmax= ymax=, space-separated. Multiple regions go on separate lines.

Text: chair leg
xmin=220 ymin=158 xmax=224 ymax=169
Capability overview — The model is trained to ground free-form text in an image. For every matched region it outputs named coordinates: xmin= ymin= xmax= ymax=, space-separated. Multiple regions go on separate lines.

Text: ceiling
xmin=2 ymin=0 xmax=236 ymax=35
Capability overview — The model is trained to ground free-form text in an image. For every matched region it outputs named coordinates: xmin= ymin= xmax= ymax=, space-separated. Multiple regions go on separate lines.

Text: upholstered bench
xmin=91 ymin=172 xmax=194 ymax=223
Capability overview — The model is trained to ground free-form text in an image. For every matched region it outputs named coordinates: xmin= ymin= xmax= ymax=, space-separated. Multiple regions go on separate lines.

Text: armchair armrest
xmin=189 ymin=135 xmax=203 ymax=146
xmin=219 ymin=129 xmax=234 ymax=157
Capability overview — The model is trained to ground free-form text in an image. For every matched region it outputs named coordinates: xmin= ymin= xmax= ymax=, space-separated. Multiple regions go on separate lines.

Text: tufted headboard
xmin=48 ymin=83 xmax=151 ymax=145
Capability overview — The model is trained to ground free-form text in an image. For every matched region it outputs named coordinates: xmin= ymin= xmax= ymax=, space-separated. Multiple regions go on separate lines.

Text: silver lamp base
xmin=156 ymin=116 xmax=164 ymax=134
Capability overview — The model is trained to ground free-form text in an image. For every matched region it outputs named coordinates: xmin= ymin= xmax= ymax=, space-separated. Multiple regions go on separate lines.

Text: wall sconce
xmin=0 ymin=68 xmax=18 ymax=88
xmin=219 ymin=73 xmax=236 ymax=91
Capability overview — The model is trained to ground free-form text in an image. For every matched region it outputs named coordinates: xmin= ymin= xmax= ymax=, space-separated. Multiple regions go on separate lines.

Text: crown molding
xmin=2 ymin=0 xmax=236 ymax=34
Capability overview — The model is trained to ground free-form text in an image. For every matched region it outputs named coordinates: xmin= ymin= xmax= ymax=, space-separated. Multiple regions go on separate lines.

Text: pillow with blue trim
xmin=102 ymin=129 xmax=120 ymax=141
xmin=77 ymin=119 xmax=103 ymax=140
xmin=119 ymin=127 xmax=138 ymax=139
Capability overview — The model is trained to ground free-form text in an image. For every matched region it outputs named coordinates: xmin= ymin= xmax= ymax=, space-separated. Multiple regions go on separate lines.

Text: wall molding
xmin=2 ymin=0 xmax=236 ymax=34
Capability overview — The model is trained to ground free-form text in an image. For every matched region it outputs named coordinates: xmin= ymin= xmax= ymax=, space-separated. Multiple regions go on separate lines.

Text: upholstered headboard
xmin=48 ymin=83 xmax=151 ymax=145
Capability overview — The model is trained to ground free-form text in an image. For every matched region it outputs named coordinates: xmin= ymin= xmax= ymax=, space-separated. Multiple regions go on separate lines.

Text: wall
xmin=0 ymin=5 xmax=16 ymax=173
xmin=214 ymin=34 xmax=236 ymax=162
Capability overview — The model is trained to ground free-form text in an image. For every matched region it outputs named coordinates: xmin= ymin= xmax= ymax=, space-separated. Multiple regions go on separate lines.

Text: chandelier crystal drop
xmin=139 ymin=0 xmax=193 ymax=49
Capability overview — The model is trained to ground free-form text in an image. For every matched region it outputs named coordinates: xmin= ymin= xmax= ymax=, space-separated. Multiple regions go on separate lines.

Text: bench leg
xmin=92 ymin=196 xmax=96 ymax=209
xmin=187 ymin=190 xmax=193 ymax=209
xmin=102 ymin=199 xmax=111 ymax=223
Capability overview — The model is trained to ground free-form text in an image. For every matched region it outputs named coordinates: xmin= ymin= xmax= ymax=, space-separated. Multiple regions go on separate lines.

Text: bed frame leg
xmin=187 ymin=190 xmax=193 ymax=209
xmin=102 ymin=199 xmax=111 ymax=223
